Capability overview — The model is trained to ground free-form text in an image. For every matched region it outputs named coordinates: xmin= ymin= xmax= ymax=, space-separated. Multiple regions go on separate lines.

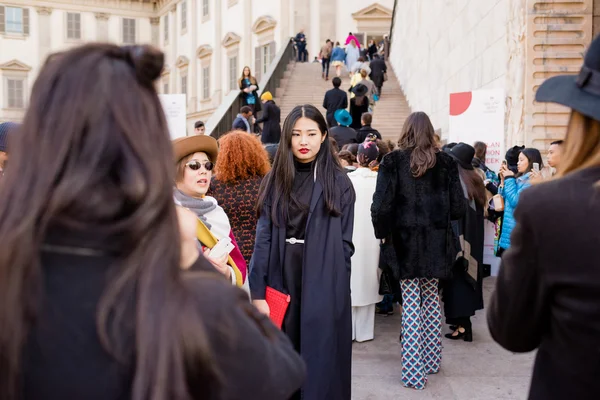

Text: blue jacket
xmin=498 ymin=173 xmax=531 ymax=250
xmin=331 ymin=47 xmax=346 ymax=62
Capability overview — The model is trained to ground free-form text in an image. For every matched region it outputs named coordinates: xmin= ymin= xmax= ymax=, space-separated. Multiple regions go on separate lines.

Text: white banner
xmin=159 ymin=94 xmax=187 ymax=139
xmin=449 ymin=89 xmax=505 ymax=276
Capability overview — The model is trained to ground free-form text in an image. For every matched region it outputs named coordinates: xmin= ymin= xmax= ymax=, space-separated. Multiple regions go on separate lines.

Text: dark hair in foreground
xmin=398 ymin=111 xmax=439 ymax=178
xmin=0 ymin=44 xmax=221 ymax=400
xmin=257 ymin=104 xmax=344 ymax=224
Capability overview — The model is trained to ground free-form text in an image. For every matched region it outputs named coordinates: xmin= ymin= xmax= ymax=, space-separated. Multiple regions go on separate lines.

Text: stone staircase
xmin=272 ymin=61 xmax=411 ymax=142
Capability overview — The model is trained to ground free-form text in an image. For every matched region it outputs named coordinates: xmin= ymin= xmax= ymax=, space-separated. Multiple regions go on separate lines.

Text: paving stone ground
xmin=351 ymin=277 xmax=536 ymax=399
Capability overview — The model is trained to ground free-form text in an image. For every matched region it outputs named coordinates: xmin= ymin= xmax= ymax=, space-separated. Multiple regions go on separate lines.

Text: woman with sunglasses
xmin=173 ymin=135 xmax=248 ymax=288
xmin=250 ymin=104 xmax=356 ymax=400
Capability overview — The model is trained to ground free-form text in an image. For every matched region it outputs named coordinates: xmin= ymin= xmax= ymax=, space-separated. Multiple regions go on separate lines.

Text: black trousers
xmin=321 ymin=58 xmax=330 ymax=77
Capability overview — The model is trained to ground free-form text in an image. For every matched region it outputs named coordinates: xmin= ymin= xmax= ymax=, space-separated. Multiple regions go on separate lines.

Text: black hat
xmin=505 ymin=145 xmax=524 ymax=169
xmin=351 ymin=84 xmax=369 ymax=97
xmin=446 ymin=142 xmax=475 ymax=170
xmin=536 ymin=34 xmax=600 ymax=120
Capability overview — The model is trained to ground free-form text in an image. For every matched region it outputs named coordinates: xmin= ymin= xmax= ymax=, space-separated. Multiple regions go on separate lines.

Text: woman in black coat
xmin=250 ymin=104 xmax=356 ymax=400
xmin=442 ymin=143 xmax=486 ymax=342
xmin=255 ymin=91 xmax=281 ymax=144
xmin=371 ymin=112 xmax=466 ymax=390
xmin=488 ymin=34 xmax=600 ymax=400
xmin=238 ymin=66 xmax=262 ymax=114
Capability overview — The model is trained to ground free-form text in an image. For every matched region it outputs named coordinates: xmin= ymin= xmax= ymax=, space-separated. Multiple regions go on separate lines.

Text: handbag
xmin=491 ymin=194 xmax=505 ymax=212
xmin=265 ymin=286 xmax=290 ymax=329
xmin=383 ymin=72 xmax=388 ymax=82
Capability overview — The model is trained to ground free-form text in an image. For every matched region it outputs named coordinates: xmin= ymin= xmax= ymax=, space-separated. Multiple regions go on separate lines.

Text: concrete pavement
xmin=351 ymin=277 xmax=535 ymax=399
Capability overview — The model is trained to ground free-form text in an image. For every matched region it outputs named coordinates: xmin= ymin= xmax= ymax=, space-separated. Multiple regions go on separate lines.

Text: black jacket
xmin=22 ymin=228 xmax=305 ymax=400
xmin=239 ymin=78 xmax=261 ymax=113
xmin=371 ymin=150 xmax=466 ymax=279
xmin=256 ymin=100 xmax=281 ymax=143
xmin=329 ymin=126 xmax=357 ymax=150
xmin=322 ymin=88 xmax=348 ymax=128
xmin=356 ymin=125 xmax=382 ymax=143
xmin=369 ymin=58 xmax=387 ymax=88
xmin=488 ymin=166 xmax=600 ymax=400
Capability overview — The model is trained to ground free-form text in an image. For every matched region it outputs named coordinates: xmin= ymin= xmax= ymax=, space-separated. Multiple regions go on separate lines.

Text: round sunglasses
xmin=185 ymin=160 xmax=214 ymax=171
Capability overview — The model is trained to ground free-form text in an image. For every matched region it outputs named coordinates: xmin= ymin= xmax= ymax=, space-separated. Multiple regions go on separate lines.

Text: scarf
xmin=173 ymin=189 xmax=216 ymax=229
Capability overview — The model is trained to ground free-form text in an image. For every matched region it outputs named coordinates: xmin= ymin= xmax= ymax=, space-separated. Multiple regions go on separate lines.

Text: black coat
xmin=369 ymin=58 xmax=387 ymax=88
xmin=323 ymin=88 xmax=348 ymax=128
xmin=329 ymin=126 xmax=357 ymax=150
xmin=22 ymin=227 xmax=305 ymax=400
xmin=355 ymin=125 xmax=382 ymax=143
xmin=256 ymin=100 xmax=281 ymax=143
xmin=371 ymin=150 xmax=466 ymax=279
xmin=249 ymin=170 xmax=356 ymax=400
xmin=349 ymin=97 xmax=369 ymax=130
xmin=488 ymin=166 xmax=600 ymax=400
xmin=239 ymin=78 xmax=262 ymax=113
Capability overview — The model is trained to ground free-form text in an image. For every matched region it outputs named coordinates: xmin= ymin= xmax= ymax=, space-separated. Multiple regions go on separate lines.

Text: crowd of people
xmin=0 ymin=33 xmax=599 ymax=400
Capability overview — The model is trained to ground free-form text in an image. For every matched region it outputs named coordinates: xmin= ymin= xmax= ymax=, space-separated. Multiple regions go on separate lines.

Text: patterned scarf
xmin=173 ymin=189 xmax=217 ymax=229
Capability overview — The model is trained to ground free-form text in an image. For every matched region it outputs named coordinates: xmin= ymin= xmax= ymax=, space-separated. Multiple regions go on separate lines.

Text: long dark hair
xmin=398 ymin=111 xmax=439 ymax=177
xmin=519 ymin=148 xmax=544 ymax=177
xmin=257 ymin=104 xmax=345 ymax=225
xmin=0 ymin=44 xmax=220 ymax=400
xmin=458 ymin=167 xmax=487 ymax=208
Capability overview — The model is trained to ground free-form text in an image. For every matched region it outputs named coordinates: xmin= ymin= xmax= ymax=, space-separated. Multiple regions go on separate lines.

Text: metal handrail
xmin=207 ymin=38 xmax=295 ymax=139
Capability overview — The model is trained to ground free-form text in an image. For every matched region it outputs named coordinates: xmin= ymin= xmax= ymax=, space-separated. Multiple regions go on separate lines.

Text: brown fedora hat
xmin=173 ymin=135 xmax=219 ymax=163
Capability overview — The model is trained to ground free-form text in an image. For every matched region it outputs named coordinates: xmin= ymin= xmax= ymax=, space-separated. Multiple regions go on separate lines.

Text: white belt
xmin=286 ymin=238 xmax=305 ymax=244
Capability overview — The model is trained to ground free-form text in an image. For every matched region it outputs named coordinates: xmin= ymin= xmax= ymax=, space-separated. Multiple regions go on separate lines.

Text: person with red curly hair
xmin=209 ymin=131 xmax=271 ymax=264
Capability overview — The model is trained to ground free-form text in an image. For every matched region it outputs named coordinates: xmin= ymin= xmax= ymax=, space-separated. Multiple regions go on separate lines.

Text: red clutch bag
xmin=265 ymin=286 xmax=291 ymax=329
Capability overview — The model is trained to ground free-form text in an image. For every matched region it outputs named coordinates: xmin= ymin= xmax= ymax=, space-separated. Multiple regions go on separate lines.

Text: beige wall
xmin=389 ymin=0 xmax=509 ymax=139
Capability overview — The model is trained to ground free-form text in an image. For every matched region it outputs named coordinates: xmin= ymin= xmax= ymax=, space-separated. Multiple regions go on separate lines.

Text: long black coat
xmin=371 ymin=150 xmax=466 ymax=279
xmin=249 ymin=170 xmax=356 ymax=400
xmin=488 ymin=166 xmax=600 ymax=400
xmin=256 ymin=100 xmax=281 ymax=143
xmin=323 ymin=88 xmax=348 ymax=128
xmin=369 ymin=58 xmax=387 ymax=89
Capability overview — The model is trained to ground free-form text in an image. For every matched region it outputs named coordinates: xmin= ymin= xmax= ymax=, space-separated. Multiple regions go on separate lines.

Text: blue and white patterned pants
xmin=400 ymin=278 xmax=442 ymax=390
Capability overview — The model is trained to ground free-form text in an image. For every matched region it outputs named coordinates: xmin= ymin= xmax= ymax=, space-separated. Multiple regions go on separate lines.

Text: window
xmin=163 ymin=83 xmax=169 ymax=94
xmin=229 ymin=56 xmax=238 ymax=92
xmin=5 ymin=7 xmax=23 ymax=34
xmin=164 ymin=15 xmax=168 ymax=42
xmin=202 ymin=67 xmax=210 ymax=99
xmin=67 ymin=13 xmax=81 ymax=40
xmin=181 ymin=1 xmax=187 ymax=30
xmin=202 ymin=0 xmax=209 ymax=17
xmin=181 ymin=75 xmax=187 ymax=103
xmin=7 ymin=78 xmax=24 ymax=108
xmin=262 ymin=45 xmax=271 ymax=75
xmin=122 ymin=18 xmax=136 ymax=44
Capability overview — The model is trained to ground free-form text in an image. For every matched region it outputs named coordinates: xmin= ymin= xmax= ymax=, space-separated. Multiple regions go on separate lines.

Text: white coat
xmin=348 ymin=168 xmax=383 ymax=307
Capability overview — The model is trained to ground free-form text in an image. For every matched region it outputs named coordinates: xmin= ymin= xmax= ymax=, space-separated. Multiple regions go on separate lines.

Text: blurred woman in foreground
xmin=0 ymin=43 xmax=304 ymax=400
xmin=489 ymin=34 xmax=600 ymax=400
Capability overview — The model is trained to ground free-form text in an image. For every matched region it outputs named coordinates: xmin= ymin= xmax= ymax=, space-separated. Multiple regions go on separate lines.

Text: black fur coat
xmin=371 ymin=149 xmax=466 ymax=280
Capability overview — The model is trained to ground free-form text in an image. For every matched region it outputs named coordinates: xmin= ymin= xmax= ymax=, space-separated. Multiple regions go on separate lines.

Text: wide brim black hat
xmin=351 ymin=84 xmax=369 ymax=97
xmin=536 ymin=34 xmax=600 ymax=121
xmin=446 ymin=142 xmax=475 ymax=170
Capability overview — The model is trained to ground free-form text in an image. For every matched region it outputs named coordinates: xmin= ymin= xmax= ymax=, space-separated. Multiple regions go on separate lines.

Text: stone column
xmin=36 ymin=7 xmax=52 ymax=63
xmin=243 ymin=0 xmax=253 ymax=70
xmin=95 ymin=13 xmax=110 ymax=42
xmin=523 ymin=0 xmax=593 ymax=148
xmin=190 ymin=0 xmax=198 ymax=112
xmin=309 ymin=0 xmax=320 ymax=59
xmin=214 ymin=0 xmax=223 ymax=104
xmin=505 ymin=0 xmax=527 ymax=149
xmin=280 ymin=0 xmax=290 ymax=45
xmin=150 ymin=17 xmax=160 ymax=47
xmin=170 ymin=5 xmax=177 ymax=94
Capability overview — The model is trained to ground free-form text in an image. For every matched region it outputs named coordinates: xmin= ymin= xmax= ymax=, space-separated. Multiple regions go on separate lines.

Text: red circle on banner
xmin=449 ymin=92 xmax=473 ymax=116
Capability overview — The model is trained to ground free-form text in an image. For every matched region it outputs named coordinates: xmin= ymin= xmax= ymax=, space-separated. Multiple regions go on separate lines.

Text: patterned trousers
xmin=400 ymin=278 xmax=442 ymax=389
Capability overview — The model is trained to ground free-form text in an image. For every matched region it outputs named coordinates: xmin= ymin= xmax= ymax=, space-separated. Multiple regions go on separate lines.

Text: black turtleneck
xmin=287 ymin=159 xmax=315 ymax=238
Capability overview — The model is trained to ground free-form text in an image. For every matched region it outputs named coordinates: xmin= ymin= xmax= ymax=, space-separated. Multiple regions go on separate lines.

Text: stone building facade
xmin=389 ymin=0 xmax=595 ymax=152
xmin=0 ymin=0 xmax=393 ymax=135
